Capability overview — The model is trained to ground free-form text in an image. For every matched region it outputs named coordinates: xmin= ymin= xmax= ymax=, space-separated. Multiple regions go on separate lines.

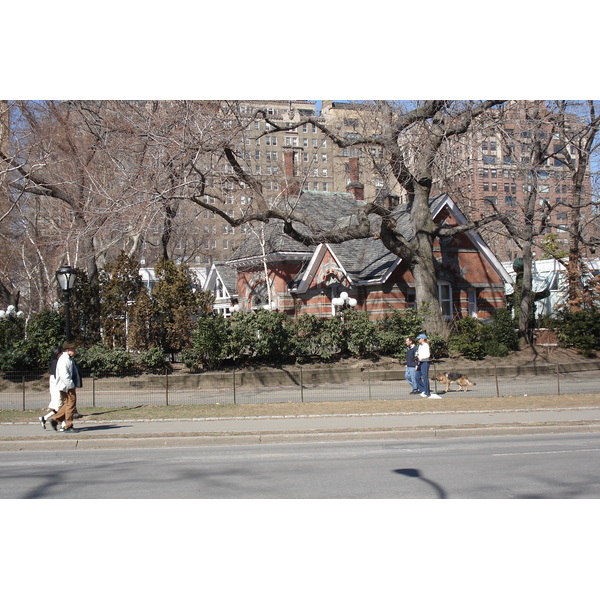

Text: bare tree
xmin=0 ymin=100 xmax=236 ymax=312
xmin=553 ymin=100 xmax=600 ymax=308
xmin=188 ymin=101 xmax=506 ymax=334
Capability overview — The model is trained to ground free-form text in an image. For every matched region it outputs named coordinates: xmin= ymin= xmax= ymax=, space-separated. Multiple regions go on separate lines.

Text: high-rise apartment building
xmin=432 ymin=101 xmax=593 ymax=262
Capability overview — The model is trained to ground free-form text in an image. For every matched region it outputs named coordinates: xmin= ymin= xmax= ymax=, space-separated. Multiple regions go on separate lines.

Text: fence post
xmin=556 ymin=363 xmax=561 ymax=395
xmin=92 ymin=373 xmax=96 ymax=408
xmin=165 ymin=367 xmax=169 ymax=406
xmin=494 ymin=364 xmax=500 ymax=397
xmin=300 ymin=366 xmax=304 ymax=403
xmin=432 ymin=362 xmax=438 ymax=394
xmin=367 ymin=368 xmax=372 ymax=401
xmin=22 ymin=375 xmax=25 ymax=410
xmin=232 ymin=368 xmax=237 ymax=405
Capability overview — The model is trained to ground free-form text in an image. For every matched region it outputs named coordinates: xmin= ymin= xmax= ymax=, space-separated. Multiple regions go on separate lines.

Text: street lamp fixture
xmin=56 ymin=265 xmax=77 ymax=342
xmin=332 ymin=290 xmax=357 ymax=317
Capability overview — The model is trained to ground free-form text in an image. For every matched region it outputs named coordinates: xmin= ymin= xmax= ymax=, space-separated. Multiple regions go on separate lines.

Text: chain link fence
xmin=1 ymin=362 xmax=599 ymax=411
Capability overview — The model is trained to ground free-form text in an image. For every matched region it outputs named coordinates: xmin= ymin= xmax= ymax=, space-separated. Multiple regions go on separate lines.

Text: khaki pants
xmin=52 ymin=389 xmax=77 ymax=430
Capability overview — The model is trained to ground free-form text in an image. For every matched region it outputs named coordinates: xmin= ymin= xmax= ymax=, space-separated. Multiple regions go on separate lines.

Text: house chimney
xmin=283 ymin=150 xmax=300 ymax=196
xmin=346 ymin=157 xmax=364 ymax=201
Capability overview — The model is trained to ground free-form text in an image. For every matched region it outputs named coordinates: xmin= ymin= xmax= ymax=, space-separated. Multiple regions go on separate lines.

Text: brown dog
xmin=433 ymin=372 xmax=476 ymax=392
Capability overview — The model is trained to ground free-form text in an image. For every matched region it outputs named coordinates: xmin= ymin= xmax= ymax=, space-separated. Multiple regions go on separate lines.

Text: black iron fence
xmin=1 ymin=362 xmax=599 ymax=411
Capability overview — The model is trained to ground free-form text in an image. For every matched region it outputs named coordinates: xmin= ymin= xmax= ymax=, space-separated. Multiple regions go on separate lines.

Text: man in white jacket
xmin=48 ymin=342 xmax=82 ymax=433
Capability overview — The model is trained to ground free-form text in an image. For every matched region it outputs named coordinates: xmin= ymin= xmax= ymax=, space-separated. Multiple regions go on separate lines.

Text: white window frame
xmin=438 ymin=281 xmax=453 ymax=319
xmin=467 ymin=289 xmax=478 ymax=318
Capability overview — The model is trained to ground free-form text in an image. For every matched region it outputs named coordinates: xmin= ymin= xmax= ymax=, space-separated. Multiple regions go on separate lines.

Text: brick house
xmin=226 ymin=192 xmax=512 ymax=320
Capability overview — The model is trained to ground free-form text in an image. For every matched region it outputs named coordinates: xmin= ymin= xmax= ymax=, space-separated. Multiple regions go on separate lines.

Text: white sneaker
xmin=420 ymin=392 xmax=428 ymax=398
xmin=428 ymin=393 xmax=442 ymax=399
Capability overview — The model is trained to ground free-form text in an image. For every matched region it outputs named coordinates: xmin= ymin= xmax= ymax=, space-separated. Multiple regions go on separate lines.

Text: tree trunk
xmin=411 ymin=183 xmax=447 ymax=336
xmin=519 ymin=241 xmax=534 ymax=343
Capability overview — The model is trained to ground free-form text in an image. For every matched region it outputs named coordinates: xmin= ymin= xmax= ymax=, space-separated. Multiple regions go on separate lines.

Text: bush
xmin=181 ymin=348 xmax=202 ymax=371
xmin=481 ymin=308 xmax=519 ymax=356
xmin=252 ymin=309 xmax=293 ymax=361
xmin=548 ymin=308 xmax=600 ymax=357
xmin=290 ymin=314 xmax=325 ymax=360
xmin=191 ymin=313 xmax=231 ymax=370
xmin=76 ymin=345 xmax=135 ymax=373
xmin=0 ymin=341 xmax=41 ymax=372
xmin=0 ymin=312 xmax=26 ymax=352
xmin=344 ymin=310 xmax=379 ymax=357
xmin=318 ymin=317 xmax=345 ymax=359
xmin=25 ymin=310 xmax=65 ymax=368
xmin=378 ymin=309 xmax=423 ymax=358
xmin=449 ymin=317 xmax=486 ymax=360
xmin=427 ymin=335 xmax=448 ymax=359
xmin=138 ymin=348 xmax=169 ymax=372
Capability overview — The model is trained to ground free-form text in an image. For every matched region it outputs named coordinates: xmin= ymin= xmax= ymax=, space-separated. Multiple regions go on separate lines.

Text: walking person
xmin=39 ymin=347 xmax=67 ymax=429
xmin=415 ymin=333 xmax=441 ymax=399
xmin=404 ymin=337 xmax=419 ymax=394
xmin=48 ymin=342 xmax=82 ymax=433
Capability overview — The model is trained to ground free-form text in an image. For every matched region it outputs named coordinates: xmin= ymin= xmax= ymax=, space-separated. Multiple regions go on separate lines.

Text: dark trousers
xmin=416 ymin=362 xmax=430 ymax=396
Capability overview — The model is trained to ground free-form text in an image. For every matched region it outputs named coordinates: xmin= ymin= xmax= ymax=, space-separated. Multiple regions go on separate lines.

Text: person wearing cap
xmin=415 ymin=334 xmax=441 ymax=399
xmin=404 ymin=337 xmax=419 ymax=394
xmin=48 ymin=342 xmax=83 ymax=433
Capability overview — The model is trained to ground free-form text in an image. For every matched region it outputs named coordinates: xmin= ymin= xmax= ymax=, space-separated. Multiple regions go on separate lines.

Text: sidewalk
xmin=2 ymin=405 xmax=600 ymax=451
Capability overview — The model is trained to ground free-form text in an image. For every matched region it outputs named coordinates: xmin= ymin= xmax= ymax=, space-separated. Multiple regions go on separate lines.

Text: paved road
xmin=2 ymin=432 xmax=600 ymax=498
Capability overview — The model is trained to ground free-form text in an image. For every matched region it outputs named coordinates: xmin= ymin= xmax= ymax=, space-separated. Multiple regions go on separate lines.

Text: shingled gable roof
xmin=227 ymin=192 xmax=362 ymax=266
xmin=228 ymin=191 xmax=512 ymax=288
xmin=206 ymin=263 xmax=238 ymax=298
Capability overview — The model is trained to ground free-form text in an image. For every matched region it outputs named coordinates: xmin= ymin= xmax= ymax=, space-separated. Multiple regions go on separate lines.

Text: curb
xmin=2 ymin=421 xmax=600 ymax=451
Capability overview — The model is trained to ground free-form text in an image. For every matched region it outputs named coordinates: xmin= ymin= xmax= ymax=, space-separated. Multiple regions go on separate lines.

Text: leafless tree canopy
xmin=1 ymin=100 xmax=598 ymax=330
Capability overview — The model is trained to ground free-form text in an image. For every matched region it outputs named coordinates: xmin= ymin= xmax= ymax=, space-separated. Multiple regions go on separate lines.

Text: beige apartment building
xmin=158 ymin=100 xmax=402 ymax=267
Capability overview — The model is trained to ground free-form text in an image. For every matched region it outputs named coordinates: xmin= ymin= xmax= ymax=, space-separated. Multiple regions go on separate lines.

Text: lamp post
xmin=56 ymin=265 xmax=77 ymax=342
xmin=332 ymin=290 xmax=357 ymax=319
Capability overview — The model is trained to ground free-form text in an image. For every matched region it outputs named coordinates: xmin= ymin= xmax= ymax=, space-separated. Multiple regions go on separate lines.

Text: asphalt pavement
xmin=2 ymin=404 xmax=600 ymax=451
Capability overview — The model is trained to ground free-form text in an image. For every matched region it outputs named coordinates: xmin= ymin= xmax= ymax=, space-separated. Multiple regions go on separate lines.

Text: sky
xmin=5 ymin=3 xmax=600 ymax=101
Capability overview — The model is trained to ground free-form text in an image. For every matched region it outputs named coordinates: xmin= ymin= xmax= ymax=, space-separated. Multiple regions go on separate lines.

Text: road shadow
xmin=70 ymin=424 xmax=132 ymax=432
xmin=77 ymin=406 xmax=144 ymax=417
xmin=393 ymin=468 xmax=447 ymax=499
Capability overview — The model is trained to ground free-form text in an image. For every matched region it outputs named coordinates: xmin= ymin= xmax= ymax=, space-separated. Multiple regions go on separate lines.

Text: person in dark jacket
xmin=404 ymin=337 xmax=419 ymax=394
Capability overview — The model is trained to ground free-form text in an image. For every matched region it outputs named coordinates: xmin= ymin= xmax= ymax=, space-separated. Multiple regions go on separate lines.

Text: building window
xmin=438 ymin=282 xmax=452 ymax=319
xmin=505 ymin=196 xmax=516 ymax=206
xmin=467 ymin=289 xmax=478 ymax=318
